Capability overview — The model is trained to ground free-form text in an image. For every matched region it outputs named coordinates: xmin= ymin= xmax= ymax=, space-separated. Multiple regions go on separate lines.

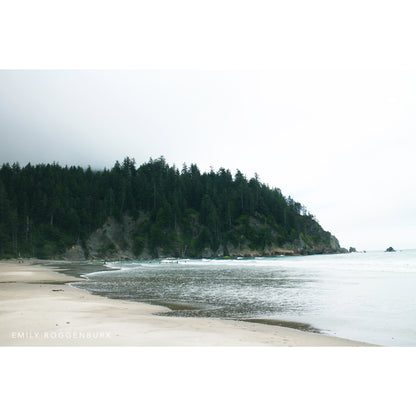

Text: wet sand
xmin=0 ymin=260 xmax=373 ymax=346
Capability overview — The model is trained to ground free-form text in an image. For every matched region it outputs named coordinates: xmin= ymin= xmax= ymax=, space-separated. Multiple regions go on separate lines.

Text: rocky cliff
xmin=62 ymin=214 xmax=346 ymax=261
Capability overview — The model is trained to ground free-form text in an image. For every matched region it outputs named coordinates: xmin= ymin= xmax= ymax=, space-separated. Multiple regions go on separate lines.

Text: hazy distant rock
xmin=349 ymin=247 xmax=357 ymax=253
xmin=385 ymin=247 xmax=396 ymax=252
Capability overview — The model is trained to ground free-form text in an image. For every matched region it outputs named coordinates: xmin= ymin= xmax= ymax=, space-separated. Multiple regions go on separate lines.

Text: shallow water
xmin=72 ymin=249 xmax=416 ymax=346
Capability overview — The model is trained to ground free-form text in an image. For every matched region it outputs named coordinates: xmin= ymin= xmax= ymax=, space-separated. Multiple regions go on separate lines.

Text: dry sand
xmin=0 ymin=260 xmax=373 ymax=346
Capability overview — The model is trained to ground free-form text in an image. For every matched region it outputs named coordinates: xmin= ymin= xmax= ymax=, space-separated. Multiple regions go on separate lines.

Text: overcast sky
xmin=0 ymin=69 xmax=415 ymax=250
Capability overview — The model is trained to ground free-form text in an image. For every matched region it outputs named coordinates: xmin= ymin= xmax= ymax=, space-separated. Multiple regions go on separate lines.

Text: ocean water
xmin=72 ymin=249 xmax=416 ymax=346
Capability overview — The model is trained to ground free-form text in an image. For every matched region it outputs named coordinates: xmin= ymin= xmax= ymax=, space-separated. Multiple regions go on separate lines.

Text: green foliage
xmin=300 ymin=232 xmax=313 ymax=248
xmin=98 ymin=241 xmax=117 ymax=258
xmin=132 ymin=234 xmax=146 ymax=256
xmin=0 ymin=157 xmax=336 ymax=258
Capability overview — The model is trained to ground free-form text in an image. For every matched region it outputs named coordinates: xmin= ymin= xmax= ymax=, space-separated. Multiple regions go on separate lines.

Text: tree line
xmin=0 ymin=157 xmax=332 ymax=258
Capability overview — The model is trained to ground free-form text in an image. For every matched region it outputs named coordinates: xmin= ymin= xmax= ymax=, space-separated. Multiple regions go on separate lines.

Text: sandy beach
xmin=0 ymin=260 xmax=372 ymax=346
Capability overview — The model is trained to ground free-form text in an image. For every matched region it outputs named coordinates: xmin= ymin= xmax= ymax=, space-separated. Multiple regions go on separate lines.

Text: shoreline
xmin=0 ymin=260 xmax=374 ymax=346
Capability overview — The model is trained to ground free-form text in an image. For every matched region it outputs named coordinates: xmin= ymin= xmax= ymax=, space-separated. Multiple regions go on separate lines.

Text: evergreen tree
xmin=0 ymin=157 xmax=339 ymax=259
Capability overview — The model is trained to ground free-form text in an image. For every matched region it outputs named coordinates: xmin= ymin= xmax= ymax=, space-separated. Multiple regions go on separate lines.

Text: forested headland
xmin=0 ymin=157 xmax=345 ymax=259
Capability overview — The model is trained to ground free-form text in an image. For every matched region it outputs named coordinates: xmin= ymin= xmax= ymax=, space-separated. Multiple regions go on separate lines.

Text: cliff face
xmin=62 ymin=215 xmax=346 ymax=261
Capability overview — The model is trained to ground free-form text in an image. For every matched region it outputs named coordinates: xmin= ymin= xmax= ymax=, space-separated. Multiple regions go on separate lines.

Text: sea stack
xmin=385 ymin=247 xmax=396 ymax=252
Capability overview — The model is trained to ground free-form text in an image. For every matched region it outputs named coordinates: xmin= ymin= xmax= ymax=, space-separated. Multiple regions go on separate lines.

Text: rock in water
xmin=385 ymin=247 xmax=396 ymax=252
